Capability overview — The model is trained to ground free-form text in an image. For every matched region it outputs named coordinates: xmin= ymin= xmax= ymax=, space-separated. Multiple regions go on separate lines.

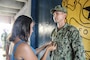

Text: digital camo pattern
xmin=62 ymin=0 xmax=90 ymax=59
xmin=50 ymin=23 xmax=85 ymax=60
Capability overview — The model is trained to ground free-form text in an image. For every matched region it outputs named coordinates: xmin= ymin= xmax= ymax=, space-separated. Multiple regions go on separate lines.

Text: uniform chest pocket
xmin=53 ymin=41 xmax=63 ymax=56
xmin=53 ymin=37 xmax=71 ymax=56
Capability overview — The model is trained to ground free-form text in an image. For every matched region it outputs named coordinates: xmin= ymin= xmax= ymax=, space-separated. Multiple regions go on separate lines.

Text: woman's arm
xmin=41 ymin=42 xmax=57 ymax=60
xmin=6 ymin=41 xmax=10 ymax=60
xmin=36 ymin=41 xmax=52 ymax=55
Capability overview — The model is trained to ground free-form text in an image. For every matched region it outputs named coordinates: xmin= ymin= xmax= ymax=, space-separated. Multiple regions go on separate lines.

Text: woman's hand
xmin=44 ymin=41 xmax=52 ymax=47
xmin=40 ymin=41 xmax=57 ymax=60
xmin=46 ymin=41 xmax=57 ymax=51
xmin=36 ymin=41 xmax=53 ymax=55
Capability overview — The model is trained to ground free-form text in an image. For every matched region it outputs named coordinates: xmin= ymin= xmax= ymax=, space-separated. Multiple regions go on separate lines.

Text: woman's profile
xmin=8 ymin=15 xmax=56 ymax=60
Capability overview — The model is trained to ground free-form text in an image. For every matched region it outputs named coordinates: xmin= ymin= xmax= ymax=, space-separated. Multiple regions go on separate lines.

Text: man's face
xmin=53 ymin=11 xmax=66 ymax=23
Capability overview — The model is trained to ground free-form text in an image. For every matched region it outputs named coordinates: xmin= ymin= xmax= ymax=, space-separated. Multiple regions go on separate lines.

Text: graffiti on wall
xmin=62 ymin=0 xmax=90 ymax=59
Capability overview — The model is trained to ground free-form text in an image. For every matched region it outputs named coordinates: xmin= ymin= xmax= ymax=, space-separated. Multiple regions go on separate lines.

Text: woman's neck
xmin=14 ymin=37 xmax=21 ymax=44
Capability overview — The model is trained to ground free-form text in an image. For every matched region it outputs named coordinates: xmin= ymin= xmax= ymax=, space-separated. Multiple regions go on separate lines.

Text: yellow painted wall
xmin=62 ymin=0 xmax=90 ymax=59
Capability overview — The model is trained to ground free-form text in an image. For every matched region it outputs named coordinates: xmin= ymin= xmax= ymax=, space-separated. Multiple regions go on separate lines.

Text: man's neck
xmin=57 ymin=21 xmax=65 ymax=29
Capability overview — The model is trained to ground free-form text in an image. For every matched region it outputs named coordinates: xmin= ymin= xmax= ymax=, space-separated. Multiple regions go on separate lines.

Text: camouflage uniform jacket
xmin=50 ymin=23 xmax=86 ymax=60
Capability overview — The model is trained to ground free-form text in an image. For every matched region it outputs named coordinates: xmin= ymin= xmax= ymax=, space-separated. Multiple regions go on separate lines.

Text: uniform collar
xmin=56 ymin=23 xmax=68 ymax=32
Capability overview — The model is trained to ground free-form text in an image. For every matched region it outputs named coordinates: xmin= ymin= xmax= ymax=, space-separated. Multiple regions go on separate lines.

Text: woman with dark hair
xmin=8 ymin=15 xmax=56 ymax=60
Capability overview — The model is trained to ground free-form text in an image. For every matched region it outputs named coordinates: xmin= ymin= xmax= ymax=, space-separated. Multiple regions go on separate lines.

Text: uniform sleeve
xmin=71 ymin=30 xmax=86 ymax=60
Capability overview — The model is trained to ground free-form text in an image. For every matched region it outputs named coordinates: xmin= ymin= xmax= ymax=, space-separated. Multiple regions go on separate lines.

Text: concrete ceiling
xmin=0 ymin=0 xmax=27 ymax=16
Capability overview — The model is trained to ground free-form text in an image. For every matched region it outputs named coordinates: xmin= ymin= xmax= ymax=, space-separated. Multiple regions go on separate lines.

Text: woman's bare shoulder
xmin=17 ymin=42 xmax=31 ymax=51
xmin=15 ymin=42 xmax=38 ymax=60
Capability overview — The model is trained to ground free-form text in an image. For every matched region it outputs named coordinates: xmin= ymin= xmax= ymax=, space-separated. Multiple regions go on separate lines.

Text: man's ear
xmin=64 ymin=13 xmax=67 ymax=17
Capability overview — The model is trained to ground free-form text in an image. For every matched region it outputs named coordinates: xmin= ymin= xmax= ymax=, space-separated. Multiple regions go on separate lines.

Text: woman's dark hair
xmin=9 ymin=15 xmax=33 ymax=42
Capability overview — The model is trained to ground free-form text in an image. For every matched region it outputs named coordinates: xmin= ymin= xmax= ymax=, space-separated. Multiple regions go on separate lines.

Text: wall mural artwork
xmin=62 ymin=0 xmax=90 ymax=60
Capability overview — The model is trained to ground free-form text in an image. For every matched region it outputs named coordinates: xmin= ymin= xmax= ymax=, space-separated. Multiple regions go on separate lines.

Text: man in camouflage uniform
xmin=50 ymin=5 xmax=86 ymax=60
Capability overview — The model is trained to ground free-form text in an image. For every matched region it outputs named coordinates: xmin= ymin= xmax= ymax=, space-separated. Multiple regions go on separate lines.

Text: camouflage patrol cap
xmin=50 ymin=5 xmax=67 ymax=14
